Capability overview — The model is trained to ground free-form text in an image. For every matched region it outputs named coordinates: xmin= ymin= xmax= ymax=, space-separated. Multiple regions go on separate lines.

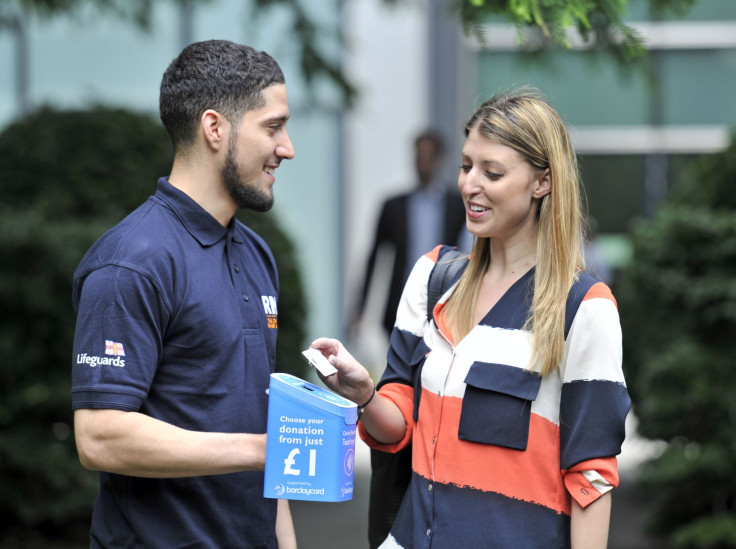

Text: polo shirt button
xmin=426 ymin=529 xmax=431 ymax=536
xmin=242 ymin=294 xmax=249 ymax=302
xmin=234 ymin=265 xmax=240 ymax=273
xmin=428 ymin=483 xmax=433 ymax=492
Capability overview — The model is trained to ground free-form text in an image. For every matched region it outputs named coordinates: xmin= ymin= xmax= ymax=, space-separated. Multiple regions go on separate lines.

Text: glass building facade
xmin=463 ymin=0 xmax=736 ymax=264
xmin=2 ymin=0 xmax=734 ymax=337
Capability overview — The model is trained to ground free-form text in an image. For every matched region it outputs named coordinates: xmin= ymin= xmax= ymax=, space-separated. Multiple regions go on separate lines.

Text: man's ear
xmin=201 ymin=109 xmax=227 ymax=151
xmin=533 ymin=168 xmax=551 ymax=198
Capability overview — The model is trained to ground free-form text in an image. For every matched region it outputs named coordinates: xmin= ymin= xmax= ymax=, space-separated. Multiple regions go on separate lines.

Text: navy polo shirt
xmin=72 ymin=178 xmax=279 ymax=548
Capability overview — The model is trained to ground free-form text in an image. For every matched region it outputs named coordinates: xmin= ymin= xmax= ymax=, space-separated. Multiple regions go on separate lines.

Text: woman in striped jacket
xmin=312 ymin=89 xmax=630 ymax=549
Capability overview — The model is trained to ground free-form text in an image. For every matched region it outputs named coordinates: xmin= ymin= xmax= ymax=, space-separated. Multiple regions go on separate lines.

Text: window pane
xmin=579 ymin=155 xmax=645 ymax=233
xmin=474 ymin=51 xmax=651 ymax=126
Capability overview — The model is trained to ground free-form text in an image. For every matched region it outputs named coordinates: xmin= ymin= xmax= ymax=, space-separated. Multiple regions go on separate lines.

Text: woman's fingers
xmin=310 ymin=337 xmax=340 ymax=358
xmin=310 ymin=338 xmax=373 ymax=402
xmin=310 ymin=338 xmax=358 ymax=372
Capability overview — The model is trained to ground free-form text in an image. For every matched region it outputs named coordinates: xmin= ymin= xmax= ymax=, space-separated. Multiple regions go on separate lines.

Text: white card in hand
xmin=302 ymin=348 xmax=338 ymax=376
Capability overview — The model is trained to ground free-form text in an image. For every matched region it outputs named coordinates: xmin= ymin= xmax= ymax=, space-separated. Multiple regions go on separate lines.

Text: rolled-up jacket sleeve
xmin=559 ymin=282 xmax=631 ymax=508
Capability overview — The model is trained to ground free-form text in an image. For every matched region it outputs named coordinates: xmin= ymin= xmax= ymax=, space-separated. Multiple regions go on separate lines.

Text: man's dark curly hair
xmin=159 ymin=40 xmax=284 ymax=151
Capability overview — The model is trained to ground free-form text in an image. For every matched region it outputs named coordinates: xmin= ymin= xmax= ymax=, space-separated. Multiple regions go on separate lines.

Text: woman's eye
xmin=459 ymin=164 xmax=471 ymax=172
xmin=486 ymin=172 xmax=502 ymax=180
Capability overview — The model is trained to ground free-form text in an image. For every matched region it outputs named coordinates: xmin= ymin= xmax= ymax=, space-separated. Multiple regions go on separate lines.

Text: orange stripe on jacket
xmin=424 ymin=246 xmax=442 ymax=263
xmin=412 ymin=388 xmax=571 ymax=514
xmin=563 ymin=456 xmax=620 ymax=508
xmin=584 ymin=282 xmax=617 ymax=307
xmin=433 ymin=301 xmax=455 ymax=345
xmin=358 ymin=383 xmax=415 ymax=452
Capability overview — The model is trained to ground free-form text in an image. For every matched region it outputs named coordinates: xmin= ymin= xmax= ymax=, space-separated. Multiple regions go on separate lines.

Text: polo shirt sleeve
xmin=72 ymin=265 xmax=169 ymax=412
xmin=558 ymin=282 xmax=631 ymax=508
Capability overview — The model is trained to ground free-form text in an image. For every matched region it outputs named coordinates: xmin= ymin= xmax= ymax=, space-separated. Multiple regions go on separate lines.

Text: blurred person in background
xmin=313 ymin=90 xmax=630 ymax=548
xmin=352 ymin=129 xmax=468 ymax=547
xmin=354 ymin=129 xmax=468 ymax=339
xmin=70 ymin=40 xmax=296 ymax=548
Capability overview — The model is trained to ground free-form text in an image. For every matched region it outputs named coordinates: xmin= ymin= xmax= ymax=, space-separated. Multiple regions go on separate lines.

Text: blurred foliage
xmin=2 ymin=0 xmax=357 ymax=106
xmin=451 ymin=0 xmax=697 ymax=62
xmin=0 ymin=106 xmax=307 ymax=545
xmin=3 ymin=0 xmax=700 ymax=106
xmin=0 ymin=0 xmax=184 ymax=28
xmin=252 ymin=0 xmax=357 ymax=105
xmin=617 ymin=133 xmax=736 ymax=548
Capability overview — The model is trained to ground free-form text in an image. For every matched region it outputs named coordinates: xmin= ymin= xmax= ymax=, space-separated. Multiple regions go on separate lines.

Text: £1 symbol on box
xmin=283 ymin=448 xmax=317 ymax=476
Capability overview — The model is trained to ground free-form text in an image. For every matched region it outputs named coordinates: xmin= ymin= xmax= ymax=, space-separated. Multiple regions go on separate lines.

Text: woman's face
xmin=458 ymin=127 xmax=550 ymax=242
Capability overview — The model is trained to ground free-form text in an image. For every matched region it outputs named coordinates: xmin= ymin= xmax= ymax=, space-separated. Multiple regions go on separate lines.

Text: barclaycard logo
xmin=284 ymin=486 xmax=325 ymax=496
xmin=344 ymin=448 xmax=355 ymax=476
xmin=273 ymin=484 xmax=285 ymax=496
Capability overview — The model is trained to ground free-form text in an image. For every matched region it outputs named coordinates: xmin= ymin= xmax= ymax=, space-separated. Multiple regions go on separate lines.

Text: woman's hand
xmin=311 ymin=337 xmax=407 ymax=444
xmin=309 ymin=338 xmax=374 ymax=406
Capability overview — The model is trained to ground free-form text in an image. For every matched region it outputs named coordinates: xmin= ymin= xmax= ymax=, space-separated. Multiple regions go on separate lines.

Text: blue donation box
xmin=264 ymin=373 xmax=358 ymax=502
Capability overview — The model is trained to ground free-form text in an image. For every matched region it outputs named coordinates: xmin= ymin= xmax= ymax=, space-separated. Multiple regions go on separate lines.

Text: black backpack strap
xmin=368 ymin=247 xmax=468 ymax=547
xmin=409 ymin=248 xmax=467 ymax=424
xmin=427 ymin=247 xmax=467 ymax=323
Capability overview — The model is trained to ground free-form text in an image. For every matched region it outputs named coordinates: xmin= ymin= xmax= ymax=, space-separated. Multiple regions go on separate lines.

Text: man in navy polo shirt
xmin=71 ymin=40 xmax=296 ymax=548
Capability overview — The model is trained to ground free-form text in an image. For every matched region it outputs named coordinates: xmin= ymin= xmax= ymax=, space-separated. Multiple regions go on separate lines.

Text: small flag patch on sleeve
xmin=105 ymin=340 xmax=126 ymax=356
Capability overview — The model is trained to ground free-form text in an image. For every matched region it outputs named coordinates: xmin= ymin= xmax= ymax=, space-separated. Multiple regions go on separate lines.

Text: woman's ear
xmin=533 ymin=168 xmax=551 ymax=198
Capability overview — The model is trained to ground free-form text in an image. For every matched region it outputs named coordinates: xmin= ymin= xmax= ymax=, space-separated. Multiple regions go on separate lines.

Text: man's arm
xmin=276 ymin=499 xmax=297 ymax=549
xmin=570 ymin=491 xmax=611 ymax=549
xmin=74 ymin=409 xmax=266 ymax=477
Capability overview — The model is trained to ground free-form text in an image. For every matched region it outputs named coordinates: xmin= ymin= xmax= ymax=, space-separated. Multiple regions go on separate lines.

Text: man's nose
xmin=277 ymin=131 xmax=295 ymax=160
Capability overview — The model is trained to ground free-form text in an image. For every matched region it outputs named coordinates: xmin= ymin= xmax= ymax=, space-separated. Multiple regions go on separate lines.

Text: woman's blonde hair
xmin=444 ymin=89 xmax=585 ymax=376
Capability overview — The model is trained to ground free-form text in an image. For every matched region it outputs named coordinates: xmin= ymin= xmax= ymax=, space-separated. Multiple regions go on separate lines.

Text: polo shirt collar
xmin=155 ymin=177 xmax=232 ymax=247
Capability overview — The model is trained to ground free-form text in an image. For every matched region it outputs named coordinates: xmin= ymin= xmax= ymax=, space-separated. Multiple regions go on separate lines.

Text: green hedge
xmin=617 ymin=134 xmax=736 ymax=549
xmin=0 ymin=106 xmax=307 ymax=545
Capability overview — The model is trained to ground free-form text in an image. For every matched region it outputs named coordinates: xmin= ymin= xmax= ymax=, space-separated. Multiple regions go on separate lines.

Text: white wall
xmin=342 ymin=0 xmax=429 ymax=362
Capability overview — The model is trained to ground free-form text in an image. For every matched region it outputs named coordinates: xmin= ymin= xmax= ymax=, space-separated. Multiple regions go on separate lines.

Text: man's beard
xmin=222 ymin=138 xmax=274 ymax=212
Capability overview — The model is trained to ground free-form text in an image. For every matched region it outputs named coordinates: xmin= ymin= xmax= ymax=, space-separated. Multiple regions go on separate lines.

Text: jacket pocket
xmin=458 ymin=362 xmax=542 ymax=450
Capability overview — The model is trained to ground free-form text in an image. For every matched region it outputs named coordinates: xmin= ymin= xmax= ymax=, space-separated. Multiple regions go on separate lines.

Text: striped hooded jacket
xmin=359 ymin=245 xmax=631 ymax=549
